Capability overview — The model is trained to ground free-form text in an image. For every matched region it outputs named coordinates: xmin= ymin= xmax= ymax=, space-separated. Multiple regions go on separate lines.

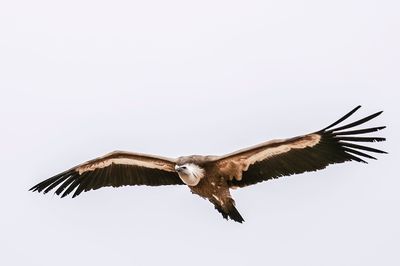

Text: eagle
xmin=30 ymin=106 xmax=386 ymax=223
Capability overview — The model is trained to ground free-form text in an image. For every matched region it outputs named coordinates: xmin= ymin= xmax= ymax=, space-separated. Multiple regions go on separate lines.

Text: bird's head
xmin=175 ymin=163 xmax=205 ymax=186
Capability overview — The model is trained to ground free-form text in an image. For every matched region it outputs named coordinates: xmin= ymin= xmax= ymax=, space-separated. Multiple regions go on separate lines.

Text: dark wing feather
xmin=215 ymin=106 xmax=386 ymax=188
xmin=30 ymin=151 xmax=183 ymax=198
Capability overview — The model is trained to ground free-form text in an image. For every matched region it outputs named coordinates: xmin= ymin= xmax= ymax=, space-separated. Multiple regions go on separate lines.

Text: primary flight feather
xmin=30 ymin=106 xmax=386 ymax=223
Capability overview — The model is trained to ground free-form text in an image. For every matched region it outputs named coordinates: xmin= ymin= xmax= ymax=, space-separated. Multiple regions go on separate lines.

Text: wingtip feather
xmin=321 ymin=105 xmax=362 ymax=131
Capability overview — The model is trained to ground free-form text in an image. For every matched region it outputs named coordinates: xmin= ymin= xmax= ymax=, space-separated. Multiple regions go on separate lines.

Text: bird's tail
xmin=213 ymin=197 xmax=245 ymax=223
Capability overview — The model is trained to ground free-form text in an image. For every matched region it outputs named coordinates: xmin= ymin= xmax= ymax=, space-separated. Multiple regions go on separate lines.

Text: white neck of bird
xmin=177 ymin=163 xmax=205 ymax=186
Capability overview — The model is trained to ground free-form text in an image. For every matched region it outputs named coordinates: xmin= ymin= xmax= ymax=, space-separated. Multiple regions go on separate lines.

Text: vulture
xmin=30 ymin=106 xmax=386 ymax=223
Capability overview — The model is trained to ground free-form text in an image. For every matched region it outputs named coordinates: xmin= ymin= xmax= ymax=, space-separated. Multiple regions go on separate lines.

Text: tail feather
xmin=212 ymin=198 xmax=245 ymax=223
xmin=227 ymin=203 xmax=245 ymax=223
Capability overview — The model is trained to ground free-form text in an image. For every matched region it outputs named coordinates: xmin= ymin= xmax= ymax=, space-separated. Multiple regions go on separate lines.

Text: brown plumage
xmin=30 ymin=106 xmax=386 ymax=223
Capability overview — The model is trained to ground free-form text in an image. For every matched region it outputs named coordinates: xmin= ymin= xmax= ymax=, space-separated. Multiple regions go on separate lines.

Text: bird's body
xmin=30 ymin=106 xmax=386 ymax=223
xmin=175 ymin=156 xmax=243 ymax=221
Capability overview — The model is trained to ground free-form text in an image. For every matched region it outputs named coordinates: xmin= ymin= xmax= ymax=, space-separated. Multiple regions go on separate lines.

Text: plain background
xmin=1 ymin=1 xmax=399 ymax=265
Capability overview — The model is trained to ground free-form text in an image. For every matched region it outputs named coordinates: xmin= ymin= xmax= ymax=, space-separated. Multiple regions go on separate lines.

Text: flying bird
xmin=30 ymin=106 xmax=386 ymax=223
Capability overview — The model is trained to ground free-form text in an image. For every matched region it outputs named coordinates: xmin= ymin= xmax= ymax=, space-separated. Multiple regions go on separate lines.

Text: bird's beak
xmin=175 ymin=165 xmax=181 ymax=172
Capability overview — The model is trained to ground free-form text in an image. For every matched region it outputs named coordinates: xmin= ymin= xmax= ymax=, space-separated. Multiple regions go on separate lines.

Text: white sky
xmin=1 ymin=1 xmax=399 ymax=265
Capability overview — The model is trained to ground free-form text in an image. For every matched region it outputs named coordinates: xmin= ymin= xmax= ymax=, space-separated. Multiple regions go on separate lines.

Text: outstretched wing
xmin=215 ymin=106 xmax=386 ymax=188
xmin=30 ymin=151 xmax=183 ymax=198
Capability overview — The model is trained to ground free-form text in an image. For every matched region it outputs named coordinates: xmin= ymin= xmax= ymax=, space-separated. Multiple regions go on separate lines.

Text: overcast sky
xmin=1 ymin=1 xmax=399 ymax=265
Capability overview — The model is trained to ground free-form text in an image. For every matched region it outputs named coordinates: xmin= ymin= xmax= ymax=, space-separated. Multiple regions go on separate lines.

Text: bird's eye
xmin=181 ymin=166 xmax=187 ymax=169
